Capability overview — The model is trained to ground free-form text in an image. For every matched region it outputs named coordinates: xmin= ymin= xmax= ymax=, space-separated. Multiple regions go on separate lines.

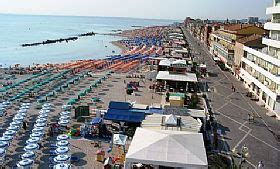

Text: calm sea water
xmin=0 ymin=14 xmax=175 ymax=67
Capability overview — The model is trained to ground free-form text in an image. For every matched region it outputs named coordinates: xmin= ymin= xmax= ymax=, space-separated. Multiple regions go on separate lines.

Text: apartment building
xmin=209 ymin=24 xmax=265 ymax=70
xmin=239 ymin=0 xmax=280 ymax=118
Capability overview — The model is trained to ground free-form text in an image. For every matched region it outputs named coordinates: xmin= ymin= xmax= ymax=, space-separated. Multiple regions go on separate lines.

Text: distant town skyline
xmin=0 ymin=0 xmax=273 ymax=20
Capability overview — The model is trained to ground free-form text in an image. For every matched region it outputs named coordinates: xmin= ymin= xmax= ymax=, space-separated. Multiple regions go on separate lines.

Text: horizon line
xmin=0 ymin=12 xmax=182 ymax=22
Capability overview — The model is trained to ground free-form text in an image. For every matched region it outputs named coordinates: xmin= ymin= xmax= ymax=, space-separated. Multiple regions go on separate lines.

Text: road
xmin=182 ymin=29 xmax=280 ymax=168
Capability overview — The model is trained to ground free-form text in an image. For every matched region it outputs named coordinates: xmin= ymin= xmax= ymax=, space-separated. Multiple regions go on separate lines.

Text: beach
xmin=0 ymin=24 xmax=169 ymax=168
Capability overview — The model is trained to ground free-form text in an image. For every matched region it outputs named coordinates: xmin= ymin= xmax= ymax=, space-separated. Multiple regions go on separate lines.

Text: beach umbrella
xmin=35 ymin=122 xmax=46 ymax=128
xmin=61 ymin=105 xmax=71 ymax=111
xmin=0 ymin=136 xmax=13 ymax=142
xmin=43 ymin=103 xmax=52 ymax=107
xmin=32 ymin=127 xmax=45 ymax=133
xmin=57 ymin=135 xmax=69 ymax=141
xmin=58 ymin=120 xmax=69 ymax=126
xmin=10 ymin=121 xmax=22 ymax=127
xmin=38 ymin=114 xmax=48 ymax=119
xmin=31 ymin=132 xmax=44 ymax=138
xmin=21 ymin=151 xmax=36 ymax=160
xmin=24 ymin=143 xmax=39 ymax=152
xmin=59 ymin=116 xmax=71 ymax=121
xmin=53 ymin=163 xmax=70 ymax=169
xmin=40 ymin=109 xmax=51 ymax=114
xmin=78 ymin=92 xmax=86 ymax=97
xmin=17 ymin=159 xmax=34 ymax=168
xmin=3 ymin=130 xmax=17 ymax=137
xmin=55 ymin=147 xmax=69 ymax=155
xmin=26 ymin=137 xmax=40 ymax=144
xmin=54 ymin=154 xmax=70 ymax=163
xmin=56 ymin=140 xmax=69 ymax=147
xmin=0 ymin=148 xmax=6 ymax=156
xmin=7 ymin=125 xmax=20 ymax=131
xmin=36 ymin=118 xmax=47 ymax=124
xmin=0 ymin=141 xmax=9 ymax=149
xmin=60 ymin=111 xmax=71 ymax=116
xmin=42 ymin=107 xmax=51 ymax=111
xmin=13 ymin=115 xmax=24 ymax=122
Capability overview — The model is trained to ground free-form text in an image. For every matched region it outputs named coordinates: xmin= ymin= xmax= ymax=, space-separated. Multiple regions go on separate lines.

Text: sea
xmin=0 ymin=14 xmax=176 ymax=67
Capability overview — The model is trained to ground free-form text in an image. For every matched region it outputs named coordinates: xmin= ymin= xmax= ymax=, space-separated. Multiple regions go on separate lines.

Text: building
xmin=239 ymin=0 xmax=280 ymax=119
xmin=156 ymin=58 xmax=198 ymax=93
xmin=248 ymin=17 xmax=259 ymax=24
xmin=234 ymin=34 xmax=265 ymax=74
xmin=209 ymin=24 xmax=265 ymax=70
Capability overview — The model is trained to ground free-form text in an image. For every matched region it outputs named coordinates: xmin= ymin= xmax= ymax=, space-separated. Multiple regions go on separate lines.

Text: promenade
xmin=182 ymin=29 xmax=280 ymax=168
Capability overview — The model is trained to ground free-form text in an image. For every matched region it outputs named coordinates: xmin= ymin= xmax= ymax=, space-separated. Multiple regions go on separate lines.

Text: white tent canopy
xmin=125 ymin=128 xmax=208 ymax=169
xmin=165 ymin=114 xmax=177 ymax=126
xmin=156 ymin=71 xmax=198 ymax=82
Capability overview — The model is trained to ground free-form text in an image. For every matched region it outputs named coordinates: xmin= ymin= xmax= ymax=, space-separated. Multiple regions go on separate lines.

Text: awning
xmin=156 ymin=71 xmax=198 ymax=82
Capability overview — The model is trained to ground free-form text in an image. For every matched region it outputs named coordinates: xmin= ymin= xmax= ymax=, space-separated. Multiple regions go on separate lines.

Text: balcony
xmin=264 ymin=22 xmax=280 ymax=31
xmin=242 ymin=57 xmax=280 ymax=84
xmin=262 ymin=37 xmax=280 ymax=48
xmin=240 ymin=68 xmax=277 ymax=100
xmin=266 ymin=5 xmax=280 ymax=15
xmin=213 ymin=42 xmax=234 ymax=53
xmin=243 ymin=46 xmax=280 ymax=67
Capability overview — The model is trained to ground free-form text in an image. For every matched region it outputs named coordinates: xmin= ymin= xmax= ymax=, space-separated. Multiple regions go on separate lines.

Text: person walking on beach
xmin=22 ymin=121 xmax=27 ymax=130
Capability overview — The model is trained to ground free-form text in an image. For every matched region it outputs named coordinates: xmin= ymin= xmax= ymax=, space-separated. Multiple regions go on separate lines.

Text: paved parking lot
xmin=183 ymin=29 xmax=280 ymax=168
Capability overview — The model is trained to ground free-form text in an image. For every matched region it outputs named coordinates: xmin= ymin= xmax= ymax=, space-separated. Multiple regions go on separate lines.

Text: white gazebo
xmin=124 ymin=128 xmax=208 ymax=169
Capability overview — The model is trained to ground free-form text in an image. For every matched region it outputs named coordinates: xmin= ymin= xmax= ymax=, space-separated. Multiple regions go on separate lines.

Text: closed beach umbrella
xmin=55 ymin=147 xmax=69 ymax=155
xmin=21 ymin=151 xmax=36 ymax=160
xmin=3 ymin=130 xmax=17 ymax=137
xmin=56 ymin=140 xmax=69 ymax=147
xmin=0 ymin=136 xmax=13 ymax=142
xmin=24 ymin=143 xmax=39 ymax=151
xmin=31 ymin=132 xmax=44 ymax=138
xmin=26 ymin=137 xmax=40 ymax=144
xmin=0 ymin=141 xmax=9 ymax=149
xmin=57 ymin=135 xmax=69 ymax=141
xmin=17 ymin=159 xmax=34 ymax=168
xmin=53 ymin=163 xmax=70 ymax=169
xmin=54 ymin=154 xmax=70 ymax=163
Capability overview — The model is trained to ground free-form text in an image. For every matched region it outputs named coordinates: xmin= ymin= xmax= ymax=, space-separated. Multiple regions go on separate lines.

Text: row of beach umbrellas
xmin=0 ymin=102 xmax=31 ymax=164
xmin=16 ymin=103 xmax=52 ymax=168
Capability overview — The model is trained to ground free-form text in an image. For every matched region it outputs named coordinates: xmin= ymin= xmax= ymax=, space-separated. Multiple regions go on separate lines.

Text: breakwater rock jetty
xmin=21 ymin=37 xmax=78 ymax=47
xmin=21 ymin=31 xmax=96 ymax=47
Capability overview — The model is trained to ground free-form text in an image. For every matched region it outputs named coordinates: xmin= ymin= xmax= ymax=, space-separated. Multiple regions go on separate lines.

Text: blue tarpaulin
xmin=104 ymin=109 xmax=145 ymax=123
xmin=90 ymin=117 xmax=102 ymax=125
xmin=109 ymin=101 xmax=131 ymax=110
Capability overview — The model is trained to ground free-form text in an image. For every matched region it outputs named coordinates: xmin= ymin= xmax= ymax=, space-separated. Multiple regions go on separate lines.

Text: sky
xmin=0 ymin=0 xmax=273 ymax=20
